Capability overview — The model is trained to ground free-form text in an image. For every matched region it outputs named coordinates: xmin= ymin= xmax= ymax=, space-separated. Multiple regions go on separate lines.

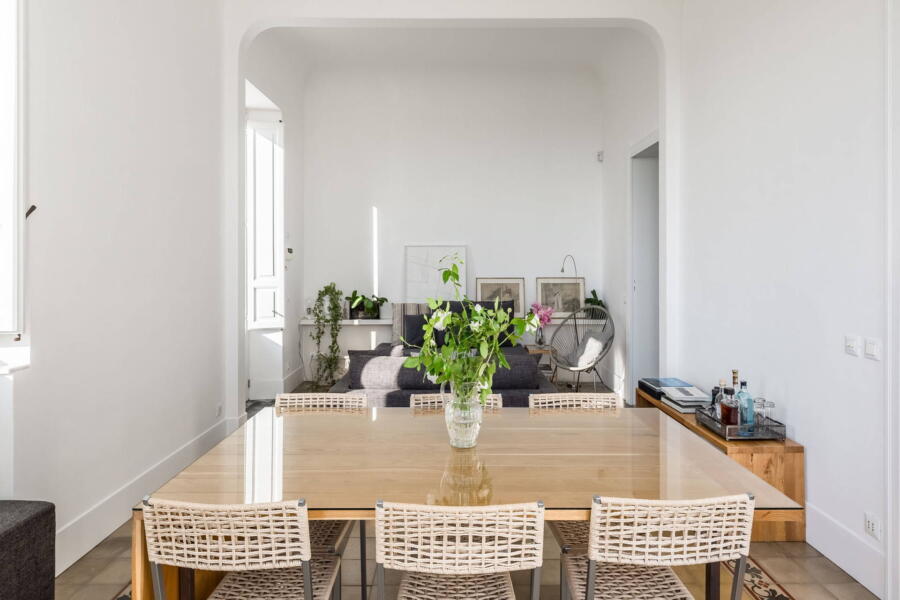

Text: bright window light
xmin=372 ymin=206 xmax=379 ymax=297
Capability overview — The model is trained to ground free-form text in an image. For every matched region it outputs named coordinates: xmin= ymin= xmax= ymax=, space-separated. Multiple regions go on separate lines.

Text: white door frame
xmin=626 ymin=131 xmax=661 ymax=405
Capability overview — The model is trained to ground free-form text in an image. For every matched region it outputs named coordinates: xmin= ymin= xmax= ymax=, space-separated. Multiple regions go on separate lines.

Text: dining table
xmin=130 ymin=406 xmax=802 ymax=600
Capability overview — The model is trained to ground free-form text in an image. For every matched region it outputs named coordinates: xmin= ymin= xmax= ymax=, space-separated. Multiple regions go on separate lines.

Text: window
xmin=0 ymin=0 xmax=22 ymax=333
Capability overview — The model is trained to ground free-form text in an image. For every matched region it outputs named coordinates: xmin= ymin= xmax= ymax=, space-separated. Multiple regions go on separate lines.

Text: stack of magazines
xmin=639 ymin=378 xmax=711 ymax=413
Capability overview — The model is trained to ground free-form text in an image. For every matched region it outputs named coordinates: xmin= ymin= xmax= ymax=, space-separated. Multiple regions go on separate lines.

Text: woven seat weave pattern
xmin=143 ymin=499 xmax=312 ymax=570
xmin=563 ymin=556 xmax=693 ymax=600
xmin=528 ymin=393 xmax=622 ymax=410
xmin=410 ymin=393 xmax=502 ymax=411
xmin=396 ymin=571 xmax=516 ymax=600
xmin=589 ymin=496 xmax=754 ymax=566
xmin=208 ymin=557 xmax=340 ymax=600
xmin=376 ymin=502 xmax=544 ymax=575
xmin=275 ymin=393 xmax=368 ymax=413
xmin=548 ymin=520 xmax=590 ymax=552
xmin=309 ymin=520 xmax=352 ymax=554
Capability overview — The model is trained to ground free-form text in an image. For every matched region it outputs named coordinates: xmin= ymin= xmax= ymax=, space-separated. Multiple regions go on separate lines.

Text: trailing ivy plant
xmin=311 ymin=283 xmax=343 ymax=387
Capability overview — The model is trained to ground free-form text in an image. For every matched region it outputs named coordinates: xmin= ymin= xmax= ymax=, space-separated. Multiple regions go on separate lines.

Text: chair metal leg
xmin=375 ymin=564 xmax=385 ymax=600
xmin=559 ymin=554 xmax=568 ymax=600
xmin=303 ymin=560 xmax=314 ymax=600
xmin=705 ymin=562 xmax=721 ymax=600
xmin=584 ymin=559 xmax=596 ymax=600
xmin=359 ymin=520 xmax=367 ymax=589
xmin=149 ymin=562 xmax=166 ymax=600
xmin=730 ymin=556 xmax=747 ymax=600
xmin=530 ymin=565 xmax=542 ymax=600
xmin=575 ymin=371 xmax=581 ymax=391
xmin=332 ymin=562 xmax=342 ymax=600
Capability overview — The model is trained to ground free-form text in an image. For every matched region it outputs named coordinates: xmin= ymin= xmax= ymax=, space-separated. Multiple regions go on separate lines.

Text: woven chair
xmin=275 ymin=393 xmax=367 ymax=413
xmin=142 ymin=497 xmax=345 ymax=600
xmin=374 ymin=501 xmax=545 ymax=600
xmin=548 ymin=306 xmax=614 ymax=391
xmin=558 ymin=494 xmax=755 ymax=600
xmin=410 ymin=393 xmax=503 ymax=412
xmin=528 ymin=393 xmax=622 ymax=411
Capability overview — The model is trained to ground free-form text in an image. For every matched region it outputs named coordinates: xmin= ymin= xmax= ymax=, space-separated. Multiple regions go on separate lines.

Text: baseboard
xmin=597 ymin=363 xmax=627 ymax=398
xmin=54 ymin=418 xmax=229 ymax=574
xmin=806 ymin=502 xmax=884 ymax=597
xmin=249 ymin=377 xmax=282 ymax=400
xmin=283 ymin=365 xmax=304 ymax=394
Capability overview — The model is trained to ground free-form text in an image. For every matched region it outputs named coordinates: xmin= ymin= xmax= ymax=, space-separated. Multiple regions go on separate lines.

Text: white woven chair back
xmin=375 ymin=501 xmax=545 ymax=575
xmin=410 ymin=393 xmax=502 ymax=411
xmin=275 ymin=393 xmax=367 ymax=413
xmin=142 ymin=498 xmax=312 ymax=570
xmin=528 ymin=393 xmax=622 ymax=410
xmin=588 ymin=495 xmax=754 ymax=566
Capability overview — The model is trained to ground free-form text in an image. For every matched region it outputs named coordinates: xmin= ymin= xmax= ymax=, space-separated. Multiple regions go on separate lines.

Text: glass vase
xmin=444 ymin=381 xmax=484 ymax=448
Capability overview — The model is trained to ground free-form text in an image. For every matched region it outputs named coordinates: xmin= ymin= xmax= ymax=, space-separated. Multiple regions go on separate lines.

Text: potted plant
xmin=530 ymin=302 xmax=554 ymax=346
xmin=346 ymin=290 xmax=388 ymax=319
xmin=585 ymin=289 xmax=607 ymax=310
xmin=404 ymin=258 xmax=538 ymax=448
xmin=312 ymin=283 xmax=343 ymax=387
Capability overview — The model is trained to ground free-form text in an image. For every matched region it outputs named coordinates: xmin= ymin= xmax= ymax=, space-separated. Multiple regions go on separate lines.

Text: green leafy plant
xmin=403 ymin=258 xmax=538 ymax=407
xmin=312 ymin=283 xmax=343 ymax=386
xmin=585 ymin=289 xmax=607 ymax=310
xmin=345 ymin=290 xmax=388 ymax=319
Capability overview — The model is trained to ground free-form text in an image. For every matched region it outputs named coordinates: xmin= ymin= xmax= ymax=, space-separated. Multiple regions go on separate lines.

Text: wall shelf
xmin=299 ymin=319 xmax=392 ymax=326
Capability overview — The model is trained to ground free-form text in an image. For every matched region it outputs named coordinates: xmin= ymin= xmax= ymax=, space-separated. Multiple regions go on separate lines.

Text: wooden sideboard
xmin=635 ymin=387 xmax=805 ymax=542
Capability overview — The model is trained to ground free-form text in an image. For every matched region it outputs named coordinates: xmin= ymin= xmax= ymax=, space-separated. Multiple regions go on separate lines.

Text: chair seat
xmin=397 ymin=571 xmax=516 ymax=600
xmin=549 ymin=520 xmax=590 ymax=552
xmin=208 ymin=555 xmax=341 ymax=600
xmin=563 ymin=555 xmax=693 ymax=600
xmin=310 ymin=519 xmax=353 ymax=555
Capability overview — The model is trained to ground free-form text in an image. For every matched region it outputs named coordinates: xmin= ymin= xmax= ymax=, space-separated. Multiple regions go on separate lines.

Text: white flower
xmin=469 ymin=321 xmax=482 ymax=332
xmin=432 ymin=309 xmax=451 ymax=331
xmin=524 ymin=313 xmax=539 ymax=334
xmin=473 ymin=304 xmax=483 ymax=313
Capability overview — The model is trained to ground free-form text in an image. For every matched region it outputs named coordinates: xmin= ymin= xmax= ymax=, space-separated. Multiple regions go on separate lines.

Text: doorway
xmin=629 ymin=141 xmax=660 ymax=403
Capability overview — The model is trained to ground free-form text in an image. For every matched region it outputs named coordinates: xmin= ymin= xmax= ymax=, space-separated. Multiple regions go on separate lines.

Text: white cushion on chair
xmin=566 ymin=336 xmax=604 ymax=369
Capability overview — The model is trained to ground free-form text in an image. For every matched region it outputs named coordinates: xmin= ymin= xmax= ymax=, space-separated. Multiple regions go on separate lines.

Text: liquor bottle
xmin=732 ymin=369 xmax=740 ymax=390
xmin=714 ymin=379 xmax=727 ymax=419
xmin=736 ymin=380 xmax=755 ymax=435
xmin=720 ymin=387 xmax=739 ymax=426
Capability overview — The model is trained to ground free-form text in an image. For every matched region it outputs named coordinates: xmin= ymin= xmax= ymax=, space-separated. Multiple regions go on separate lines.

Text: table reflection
xmin=427 ymin=447 xmax=493 ymax=506
xmin=243 ymin=407 xmax=283 ymax=503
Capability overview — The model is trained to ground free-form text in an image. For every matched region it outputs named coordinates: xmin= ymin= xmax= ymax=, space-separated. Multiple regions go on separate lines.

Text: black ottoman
xmin=0 ymin=501 xmax=55 ymax=600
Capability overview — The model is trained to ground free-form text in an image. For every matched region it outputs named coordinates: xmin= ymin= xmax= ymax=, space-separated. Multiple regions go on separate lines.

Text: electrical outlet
xmin=215 ymin=404 xmax=223 ymax=418
xmin=864 ymin=512 xmax=882 ymax=540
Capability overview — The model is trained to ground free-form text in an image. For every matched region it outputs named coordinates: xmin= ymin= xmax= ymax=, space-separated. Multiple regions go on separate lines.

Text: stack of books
xmin=638 ymin=378 xmax=711 ymax=413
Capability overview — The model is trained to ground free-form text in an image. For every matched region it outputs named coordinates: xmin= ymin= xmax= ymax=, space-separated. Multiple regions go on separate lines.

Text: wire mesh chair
xmin=374 ymin=500 xmax=545 ymax=600
xmin=141 ymin=497 xmax=344 ymax=600
xmin=548 ymin=306 xmax=614 ymax=391
xmin=410 ymin=393 xmax=503 ymax=413
xmin=528 ymin=393 xmax=622 ymax=412
xmin=275 ymin=393 xmax=368 ymax=414
xmin=558 ymin=494 xmax=755 ymax=600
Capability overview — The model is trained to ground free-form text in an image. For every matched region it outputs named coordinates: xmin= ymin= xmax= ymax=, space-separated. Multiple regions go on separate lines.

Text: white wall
xmin=11 ymin=0 xmax=226 ymax=572
xmin=300 ymin=61 xmax=605 ymax=314
xmin=680 ymin=1 xmax=888 ymax=594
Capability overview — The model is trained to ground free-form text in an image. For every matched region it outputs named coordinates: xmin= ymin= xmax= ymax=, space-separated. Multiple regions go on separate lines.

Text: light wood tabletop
xmin=131 ymin=406 xmax=801 ymax=600
xmin=148 ymin=406 xmax=800 ymax=516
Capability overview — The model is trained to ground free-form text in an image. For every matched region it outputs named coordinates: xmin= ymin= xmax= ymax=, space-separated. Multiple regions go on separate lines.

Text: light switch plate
xmin=864 ymin=338 xmax=881 ymax=361
xmin=845 ymin=335 xmax=861 ymax=357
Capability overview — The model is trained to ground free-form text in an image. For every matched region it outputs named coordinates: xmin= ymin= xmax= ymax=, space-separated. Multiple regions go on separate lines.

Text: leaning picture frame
xmin=536 ymin=277 xmax=585 ymax=318
xmin=475 ymin=277 xmax=526 ymax=317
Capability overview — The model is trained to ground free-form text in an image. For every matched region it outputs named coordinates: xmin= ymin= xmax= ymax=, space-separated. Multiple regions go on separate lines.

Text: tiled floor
xmin=56 ymin=518 xmax=878 ymax=600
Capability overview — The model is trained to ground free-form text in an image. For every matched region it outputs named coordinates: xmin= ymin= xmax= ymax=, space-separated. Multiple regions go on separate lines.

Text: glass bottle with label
xmin=720 ymin=387 xmax=739 ymax=426
xmin=736 ymin=380 xmax=755 ymax=435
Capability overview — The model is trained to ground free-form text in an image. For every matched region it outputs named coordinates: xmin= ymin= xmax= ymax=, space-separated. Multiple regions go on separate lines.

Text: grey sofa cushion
xmin=0 ymin=501 xmax=55 ymax=600
xmin=492 ymin=353 xmax=540 ymax=389
xmin=349 ymin=355 xmax=440 ymax=390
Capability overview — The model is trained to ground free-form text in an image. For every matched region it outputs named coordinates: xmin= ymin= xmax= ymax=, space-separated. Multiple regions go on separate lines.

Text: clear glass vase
xmin=444 ymin=381 xmax=484 ymax=448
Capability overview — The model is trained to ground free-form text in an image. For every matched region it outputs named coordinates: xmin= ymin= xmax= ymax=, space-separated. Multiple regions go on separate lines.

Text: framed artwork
xmin=476 ymin=277 xmax=526 ymax=317
xmin=404 ymin=245 xmax=467 ymax=303
xmin=536 ymin=277 xmax=585 ymax=318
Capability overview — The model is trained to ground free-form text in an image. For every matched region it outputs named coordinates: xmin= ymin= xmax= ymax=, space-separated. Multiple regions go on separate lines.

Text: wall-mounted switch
xmin=864 ymin=338 xmax=881 ymax=361
xmin=844 ymin=335 xmax=861 ymax=357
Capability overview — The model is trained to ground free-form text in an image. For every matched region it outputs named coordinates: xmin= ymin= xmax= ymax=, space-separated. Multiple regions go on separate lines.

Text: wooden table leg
xmin=705 ymin=562 xmax=720 ymax=600
xmin=132 ymin=510 xmax=153 ymax=600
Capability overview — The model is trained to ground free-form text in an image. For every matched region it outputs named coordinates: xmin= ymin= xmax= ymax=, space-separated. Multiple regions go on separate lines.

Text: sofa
xmin=330 ymin=342 xmax=556 ymax=407
xmin=0 ymin=501 xmax=55 ymax=600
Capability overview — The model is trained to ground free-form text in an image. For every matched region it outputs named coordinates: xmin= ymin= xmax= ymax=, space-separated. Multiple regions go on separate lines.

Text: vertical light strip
xmin=372 ymin=206 xmax=379 ymax=297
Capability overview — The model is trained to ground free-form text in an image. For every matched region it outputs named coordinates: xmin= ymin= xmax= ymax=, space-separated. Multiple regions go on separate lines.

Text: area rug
xmin=112 ymin=557 xmax=795 ymax=600
xmin=724 ymin=557 xmax=797 ymax=600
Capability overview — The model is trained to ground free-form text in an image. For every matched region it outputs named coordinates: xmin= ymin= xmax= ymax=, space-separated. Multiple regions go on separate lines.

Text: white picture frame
xmin=536 ymin=277 xmax=585 ymax=318
xmin=403 ymin=245 xmax=467 ymax=303
xmin=476 ymin=277 xmax=526 ymax=317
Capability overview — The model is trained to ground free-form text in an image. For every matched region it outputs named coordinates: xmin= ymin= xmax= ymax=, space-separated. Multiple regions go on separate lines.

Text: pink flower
xmin=530 ymin=303 xmax=554 ymax=326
